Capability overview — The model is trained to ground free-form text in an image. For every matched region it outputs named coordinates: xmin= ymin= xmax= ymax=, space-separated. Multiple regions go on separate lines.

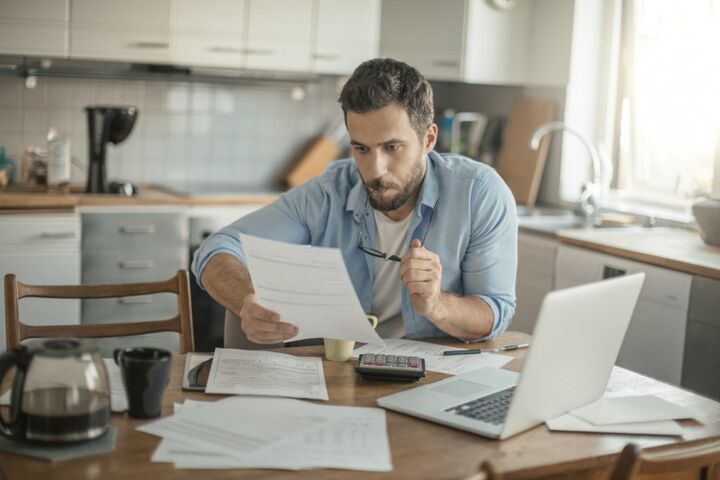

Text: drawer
xmin=688 ymin=275 xmax=720 ymax=328
xmin=518 ymin=233 xmax=557 ymax=278
xmin=82 ymin=247 xmax=188 ymax=284
xmin=81 ymin=293 xmax=177 ymax=324
xmin=82 ymin=212 xmax=188 ymax=248
xmin=0 ymin=213 xmax=80 ymax=249
xmin=71 ymin=25 xmax=171 ymax=63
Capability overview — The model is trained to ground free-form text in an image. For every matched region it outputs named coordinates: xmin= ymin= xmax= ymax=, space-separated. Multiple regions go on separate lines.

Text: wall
xmin=0 ymin=74 xmax=342 ymax=190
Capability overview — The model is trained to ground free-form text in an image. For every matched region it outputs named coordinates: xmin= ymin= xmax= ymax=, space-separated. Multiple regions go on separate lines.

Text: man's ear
xmin=424 ymin=123 xmax=438 ymax=152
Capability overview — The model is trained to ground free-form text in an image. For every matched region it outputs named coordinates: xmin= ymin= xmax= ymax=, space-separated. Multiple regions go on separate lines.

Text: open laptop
xmin=377 ymin=273 xmax=645 ymax=440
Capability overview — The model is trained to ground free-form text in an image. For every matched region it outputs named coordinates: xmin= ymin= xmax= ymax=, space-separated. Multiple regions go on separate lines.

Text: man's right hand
xmin=239 ymin=293 xmax=299 ymax=344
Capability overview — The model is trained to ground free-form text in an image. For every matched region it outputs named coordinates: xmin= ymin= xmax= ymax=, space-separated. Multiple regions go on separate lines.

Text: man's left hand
xmin=399 ymin=239 xmax=443 ymax=319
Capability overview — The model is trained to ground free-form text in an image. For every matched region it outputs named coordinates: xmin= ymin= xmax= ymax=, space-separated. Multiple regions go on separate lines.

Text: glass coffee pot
xmin=0 ymin=338 xmax=111 ymax=443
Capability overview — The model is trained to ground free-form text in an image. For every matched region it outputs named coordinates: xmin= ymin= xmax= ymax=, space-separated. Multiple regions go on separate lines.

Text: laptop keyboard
xmin=444 ymin=386 xmax=516 ymax=425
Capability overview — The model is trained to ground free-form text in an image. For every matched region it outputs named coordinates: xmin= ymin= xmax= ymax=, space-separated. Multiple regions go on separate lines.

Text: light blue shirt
xmin=192 ymin=151 xmax=517 ymax=340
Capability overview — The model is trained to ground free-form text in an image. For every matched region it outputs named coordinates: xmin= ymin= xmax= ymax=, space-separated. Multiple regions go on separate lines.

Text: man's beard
xmin=366 ymin=157 xmax=425 ymax=212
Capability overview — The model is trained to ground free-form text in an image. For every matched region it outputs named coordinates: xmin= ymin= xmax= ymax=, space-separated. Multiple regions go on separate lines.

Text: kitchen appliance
xmin=0 ymin=338 xmax=111 ymax=443
xmin=85 ymin=106 xmax=138 ymax=194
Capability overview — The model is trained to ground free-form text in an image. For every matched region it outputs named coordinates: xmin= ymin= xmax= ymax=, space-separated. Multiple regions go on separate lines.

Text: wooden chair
xmin=610 ymin=437 xmax=720 ymax=480
xmin=4 ymin=270 xmax=194 ymax=353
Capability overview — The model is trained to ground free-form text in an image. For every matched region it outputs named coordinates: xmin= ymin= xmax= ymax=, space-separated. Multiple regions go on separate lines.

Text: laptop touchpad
xmin=431 ymin=379 xmax=494 ymax=397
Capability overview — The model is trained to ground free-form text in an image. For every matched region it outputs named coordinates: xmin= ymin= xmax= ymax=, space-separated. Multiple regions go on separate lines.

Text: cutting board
xmin=496 ymin=97 xmax=556 ymax=207
xmin=284 ymin=135 xmax=341 ymax=188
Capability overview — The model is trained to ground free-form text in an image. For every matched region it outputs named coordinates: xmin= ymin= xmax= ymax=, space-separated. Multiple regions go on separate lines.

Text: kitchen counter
xmin=557 ymin=227 xmax=720 ymax=280
xmin=0 ymin=184 xmax=279 ymax=210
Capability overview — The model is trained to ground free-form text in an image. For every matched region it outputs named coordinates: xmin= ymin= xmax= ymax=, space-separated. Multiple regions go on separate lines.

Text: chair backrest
xmin=4 ymin=270 xmax=194 ymax=353
xmin=611 ymin=437 xmax=720 ymax=480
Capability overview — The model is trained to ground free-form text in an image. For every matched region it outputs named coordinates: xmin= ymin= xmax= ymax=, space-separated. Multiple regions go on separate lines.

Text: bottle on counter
xmin=46 ymin=127 xmax=71 ymax=186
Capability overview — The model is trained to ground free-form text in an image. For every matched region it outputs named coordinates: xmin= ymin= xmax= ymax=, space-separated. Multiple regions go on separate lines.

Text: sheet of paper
xmin=570 ymin=395 xmax=698 ymax=425
xmin=547 ymin=413 xmax=683 ymax=436
xmin=240 ymin=234 xmax=384 ymax=345
xmin=152 ymin=399 xmax=392 ymax=472
xmin=204 ymin=348 xmax=328 ymax=401
xmin=0 ymin=358 xmax=127 ymax=413
xmin=353 ymin=338 xmax=512 ymax=375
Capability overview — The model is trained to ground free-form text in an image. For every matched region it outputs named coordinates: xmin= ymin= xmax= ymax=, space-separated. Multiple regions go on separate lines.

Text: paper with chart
xmin=204 ymin=348 xmax=328 ymax=401
xmin=240 ymin=234 xmax=384 ymax=345
xmin=144 ymin=397 xmax=393 ymax=472
xmin=353 ymin=338 xmax=513 ymax=375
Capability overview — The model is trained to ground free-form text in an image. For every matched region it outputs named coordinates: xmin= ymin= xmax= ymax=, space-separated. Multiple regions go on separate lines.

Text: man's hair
xmin=338 ymin=58 xmax=434 ymax=139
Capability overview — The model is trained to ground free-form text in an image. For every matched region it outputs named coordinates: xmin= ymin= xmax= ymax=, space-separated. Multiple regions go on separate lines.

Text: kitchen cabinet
xmin=312 ymin=0 xmax=381 ymax=75
xmin=70 ymin=0 xmax=172 ymax=63
xmin=380 ymin=0 xmax=573 ymax=86
xmin=0 ymin=213 xmax=81 ymax=352
xmin=513 ymin=232 xmax=558 ymax=334
xmin=555 ymin=244 xmax=692 ymax=386
xmin=243 ymin=0 xmax=313 ymax=72
xmin=0 ymin=0 xmax=68 ymax=57
xmin=171 ymin=0 xmax=246 ymax=68
xmin=80 ymin=207 xmax=188 ymax=355
xmin=682 ymin=275 xmax=720 ymax=400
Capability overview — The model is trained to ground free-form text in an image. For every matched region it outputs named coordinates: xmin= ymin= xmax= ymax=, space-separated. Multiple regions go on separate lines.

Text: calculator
xmin=355 ymin=353 xmax=426 ymax=381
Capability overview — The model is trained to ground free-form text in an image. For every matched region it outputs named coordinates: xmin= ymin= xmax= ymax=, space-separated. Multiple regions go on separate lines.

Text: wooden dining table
xmin=1 ymin=330 xmax=719 ymax=480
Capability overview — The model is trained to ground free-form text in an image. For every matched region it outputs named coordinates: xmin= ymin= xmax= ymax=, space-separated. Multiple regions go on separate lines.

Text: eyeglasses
xmin=357 ymin=195 xmax=437 ymax=262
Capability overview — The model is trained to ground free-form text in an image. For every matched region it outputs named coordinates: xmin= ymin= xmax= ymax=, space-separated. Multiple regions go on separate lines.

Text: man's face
xmin=346 ymin=102 xmax=437 ymax=213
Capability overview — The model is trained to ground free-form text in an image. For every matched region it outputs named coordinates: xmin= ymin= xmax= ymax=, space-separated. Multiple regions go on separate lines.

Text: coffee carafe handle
xmin=0 ymin=347 xmax=29 ymax=439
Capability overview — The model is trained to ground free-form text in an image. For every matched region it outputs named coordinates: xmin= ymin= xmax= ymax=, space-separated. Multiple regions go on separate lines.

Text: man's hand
xmin=399 ymin=239 xmax=443 ymax=319
xmin=239 ymin=293 xmax=299 ymax=344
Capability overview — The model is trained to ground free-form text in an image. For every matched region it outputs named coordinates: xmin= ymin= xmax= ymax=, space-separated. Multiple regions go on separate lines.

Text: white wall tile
xmin=22 ymin=81 xmax=48 ymax=107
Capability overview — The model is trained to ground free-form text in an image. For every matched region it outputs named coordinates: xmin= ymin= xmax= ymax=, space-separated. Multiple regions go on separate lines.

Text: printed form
xmin=204 ymin=348 xmax=329 ymax=401
xmin=240 ymin=234 xmax=384 ymax=345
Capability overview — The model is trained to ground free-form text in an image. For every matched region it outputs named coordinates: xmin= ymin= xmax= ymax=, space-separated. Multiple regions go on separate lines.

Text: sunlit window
xmin=616 ymin=0 xmax=720 ymax=204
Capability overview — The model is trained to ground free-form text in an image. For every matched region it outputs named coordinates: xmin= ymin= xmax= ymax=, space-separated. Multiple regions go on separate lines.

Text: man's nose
xmin=366 ymin=150 xmax=388 ymax=179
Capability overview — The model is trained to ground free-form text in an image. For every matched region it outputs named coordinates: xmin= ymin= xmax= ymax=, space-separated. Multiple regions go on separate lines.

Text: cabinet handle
xmin=39 ymin=231 xmax=76 ymax=239
xmin=119 ymin=296 xmax=154 ymax=304
xmin=243 ymin=48 xmax=274 ymax=56
xmin=130 ymin=41 xmax=169 ymax=49
xmin=431 ymin=59 xmax=459 ymax=68
xmin=119 ymin=225 xmax=156 ymax=234
xmin=118 ymin=260 xmax=155 ymax=269
xmin=207 ymin=46 xmax=244 ymax=54
xmin=313 ymin=53 xmax=339 ymax=61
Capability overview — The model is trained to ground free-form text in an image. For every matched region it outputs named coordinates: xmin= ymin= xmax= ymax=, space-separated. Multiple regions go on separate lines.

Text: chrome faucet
xmin=529 ymin=121 xmax=610 ymax=223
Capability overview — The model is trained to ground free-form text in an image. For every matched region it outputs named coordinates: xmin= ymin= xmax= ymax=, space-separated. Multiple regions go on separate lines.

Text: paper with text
xmin=240 ymin=234 xmax=384 ymax=345
xmin=204 ymin=348 xmax=328 ymax=401
xmin=353 ymin=338 xmax=512 ymax=375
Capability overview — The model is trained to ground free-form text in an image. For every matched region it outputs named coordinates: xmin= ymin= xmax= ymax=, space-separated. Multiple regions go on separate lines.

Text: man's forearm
xmin=426 ymin=293 xmax=495 ymax=340
xmin=199 ymin=253 xmax=254 ymax=317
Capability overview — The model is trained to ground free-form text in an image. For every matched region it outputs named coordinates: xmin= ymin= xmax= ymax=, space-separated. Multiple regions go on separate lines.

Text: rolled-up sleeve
xmin=191 ymin=179 xmax=327 ymax=289
xmin=461 ymin=171 xmax=518 ymax=340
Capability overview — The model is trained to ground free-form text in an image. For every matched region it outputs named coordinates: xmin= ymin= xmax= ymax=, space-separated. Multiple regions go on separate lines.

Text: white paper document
xmin=570 ymin=395 xmax=698 ymax=425
xmin=240 ymin=234 xmax=384 ymax=345
xmin=204 ymin=348 xmax=329 ymax=401
xmin=352 ymin=338 xmax=513 ymax=375
xmin=547 ymin=413 xmax=683 ymax=436
xmin=142 ymin=396 xmax=393 ymax=472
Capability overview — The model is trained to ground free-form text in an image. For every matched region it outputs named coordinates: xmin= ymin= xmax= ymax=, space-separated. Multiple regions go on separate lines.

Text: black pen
xmin=442 ymin=343 xmax=530 ymax=356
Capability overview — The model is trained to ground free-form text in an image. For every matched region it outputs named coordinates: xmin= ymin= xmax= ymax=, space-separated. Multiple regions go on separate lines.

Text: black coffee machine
xmin=85 ymin=106 xmax=138 ymax=194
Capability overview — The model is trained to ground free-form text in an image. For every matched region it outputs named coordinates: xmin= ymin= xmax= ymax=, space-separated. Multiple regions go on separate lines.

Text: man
xmin=192 ymin=58 xmax=517 ymax=346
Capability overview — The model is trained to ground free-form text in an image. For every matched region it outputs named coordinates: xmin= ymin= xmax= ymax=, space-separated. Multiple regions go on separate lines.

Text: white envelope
xmin=570 ymin=395 xmax=698 ymax=425
xmin=547 ymin=413 xmax=683 ymax=436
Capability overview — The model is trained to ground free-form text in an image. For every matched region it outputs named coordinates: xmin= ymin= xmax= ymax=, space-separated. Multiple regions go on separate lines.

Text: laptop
xmin=377 ymin=273 xmax=645 ymax=440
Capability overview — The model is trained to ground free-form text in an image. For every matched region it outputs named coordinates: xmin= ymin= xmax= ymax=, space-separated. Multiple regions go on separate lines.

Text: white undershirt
xmin=371 ymin=209 xmax=413 ymax=338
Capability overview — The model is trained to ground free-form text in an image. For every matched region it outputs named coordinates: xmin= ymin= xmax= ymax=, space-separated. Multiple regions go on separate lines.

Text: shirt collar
xmin=347 ymin=151 xmax=441 ymax=221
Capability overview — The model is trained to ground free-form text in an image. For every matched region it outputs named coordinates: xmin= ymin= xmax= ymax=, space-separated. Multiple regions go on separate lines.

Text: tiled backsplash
xmin=0 ymin=75 xmax=343 ymax=188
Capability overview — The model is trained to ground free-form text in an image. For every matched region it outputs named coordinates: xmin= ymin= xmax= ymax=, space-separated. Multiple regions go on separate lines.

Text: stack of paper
xmin=139 ymin=396 xmax=393 ymax=471
xmin=547 ymin=394 xmax=699 ymax=436
xmin=353 ymin=338 xmax=513 ymax=375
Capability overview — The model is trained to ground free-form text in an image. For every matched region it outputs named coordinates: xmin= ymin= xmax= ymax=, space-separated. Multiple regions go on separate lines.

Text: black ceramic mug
xmin=113 ymin=347 xmax=171 ymax=419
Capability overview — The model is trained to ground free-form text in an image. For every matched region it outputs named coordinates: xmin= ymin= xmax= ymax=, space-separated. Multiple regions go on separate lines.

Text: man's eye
xmin=386 ymin=144 xmax=400 ymax=152
xmin=353 ymin=146 xmax=368 ymax=153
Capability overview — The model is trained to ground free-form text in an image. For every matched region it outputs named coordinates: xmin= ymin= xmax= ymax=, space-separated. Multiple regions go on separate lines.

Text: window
xmin=615 ymin=0 xmax=720 ymax=205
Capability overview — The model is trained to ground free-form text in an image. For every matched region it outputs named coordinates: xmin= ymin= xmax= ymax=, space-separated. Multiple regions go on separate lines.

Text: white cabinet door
xmin=244 ymin=0 xmax=313 ymax=72
xmin=0 ymin=0 xmax=68 ymax=56
xmin=513 ymin=233 xmax=558 ymax=334
xmin=70 ymin=0 xmax=171 ymax=63
xmin=172 ymin=0 xmax=246 ymax=68
xmin=313 ymin=0 xmax=380 ymax=75
xmin=380 ymin=0 xmax=466 ymax=82
xmin=555 ymin=245 xmax=692 ymax=386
